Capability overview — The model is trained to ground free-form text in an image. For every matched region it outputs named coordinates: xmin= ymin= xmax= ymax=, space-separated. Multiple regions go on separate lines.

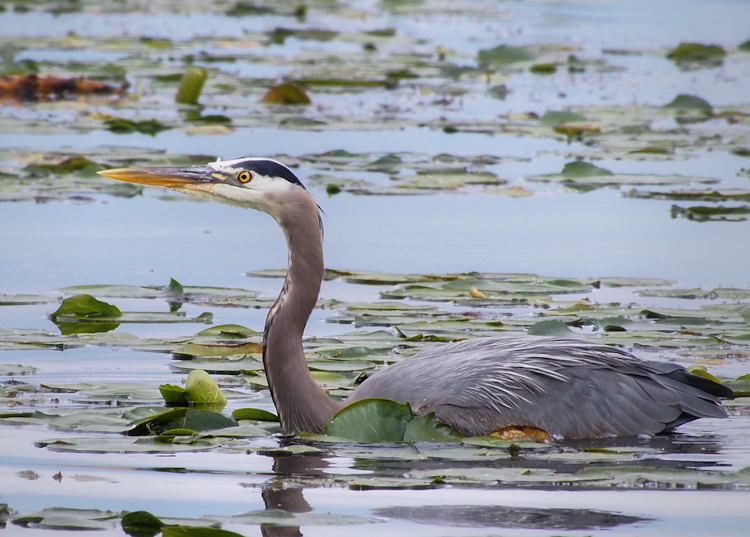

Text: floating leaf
xmin=527 ymin=319 xmax=576 ymax=336
xmin=530 ymin=63 xmax=557 ymax=74
xmin=231 ymin=407 xmax=279 ymax=421
xmin=184 ymin=370 xmax=227 ymax=405
xmin=0 ymin=363 xmax=37 ymax=376
xmin=477 ymin=45 xmax=535 ymax=67
xmin=0 ymin=294 xmax=58 ymax=306
xmin=262 ymin=82 xmax=311 ymax=105
xmin=104 ymin=118 xmax=171 ymax=135
xmin=561 ymin=161 xmax=613 ymax=178
xmin=128 ymin=408 xmax=236 ymax=436
xmin=404 ymin=413 xmax=462 ymax=443
xmin=160 ymin=384 xmax=188 ymax=405
xmin=50 ymin=294 xmax=121 ymax=320
xmin=666 ymin=43 xmax=726 ymax=67
xmin=172 ymin=341 xmax=262 ymax=358
xmin=196 ymin=324 xmax=261 ymax=338
xmin=121 ymin=510 xmax=165 ymax=537
xmin=321 ymin=398 xmax=414 ymax=442
xmin=162 ymin=526 xmax=246 ymax=537
xmin=671 ymin=204 xmax=750 ymax=222
xmin=12 ymin=507 xmax=119 ymax=531
xmin=540 ymin=111 xmax=587 ymax=126
xmin=664 ymin=94 xmax=712 ymax=112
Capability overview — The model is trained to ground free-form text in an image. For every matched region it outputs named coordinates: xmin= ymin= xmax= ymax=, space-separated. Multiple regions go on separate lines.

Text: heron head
xmin=97 ymin=157 xmax=307 ymax=216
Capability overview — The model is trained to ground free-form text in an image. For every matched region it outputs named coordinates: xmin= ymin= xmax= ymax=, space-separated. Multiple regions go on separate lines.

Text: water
xmin=2 ymin=0 xmax=750 ymax=535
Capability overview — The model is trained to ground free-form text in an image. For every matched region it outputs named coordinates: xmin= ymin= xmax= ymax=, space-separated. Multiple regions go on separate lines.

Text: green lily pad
xmin=540 ymin=111 xmax=587 ymax=126
xmin=13 ymin=507 xmax=119 ymax=531
xmin=321 ymin=398 xmax=414 ymax=442
xmin=172 ymin=341 xmax=262 ymax=358
xmin=671 ymin=204 xmax=750 ymax=222
xmin=128 ymin=408 xmax=237 ymax=436
xmin=626 ymin=189 xmax=750 ymax=202
xmin=666 ymin=43 xmax=726 ymax=67
xmin=49 ymin=294 xmax=121 ymax=320
xmin=664 ymin=94 xmax=713 ymax=112
xmin=121 ymin=510 xmax=165 ymax=537
xmin=162 ymin=527 xmax=246 ymax=537
xmin=231 ymin=407 xmax=279 ymax=421
xmin=104 ymin=118 xmax=171 ymax=136
xmin=0 ymin=363 xmax=37 ymax=376
xmin=561 ymin=161 xmax=613 ymax=178
xmin=160 ymin=383 xmax=188 ymax=405
xmin=196 ymin=324 xmax=261 ymax=338
xmin=477 ymin=44 xmax=535 ymax=67
xmin=262 ymin=82 xmax=311 ymax=104
xmin=0 ymin=294 xmax=58 ymax=306
xmin=404 ymin=413 xmax=462 ymax=443
xmin=184 ymin=370 xmax=227 ymax=404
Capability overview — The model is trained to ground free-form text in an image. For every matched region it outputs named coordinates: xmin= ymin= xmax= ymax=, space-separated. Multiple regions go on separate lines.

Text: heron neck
xmin=262 ymin=190 xmax=342 ymax=434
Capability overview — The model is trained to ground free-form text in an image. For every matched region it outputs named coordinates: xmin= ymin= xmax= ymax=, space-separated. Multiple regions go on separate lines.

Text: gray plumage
xmin=349 ymin=336 xmax=731 ymax=438
xmin=98 ymin=157 xmax=733 ymax=440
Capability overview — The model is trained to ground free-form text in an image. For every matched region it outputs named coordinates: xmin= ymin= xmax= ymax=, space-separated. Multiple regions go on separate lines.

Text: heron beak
xmin=97 ymin=165 xmax=223 ymax=192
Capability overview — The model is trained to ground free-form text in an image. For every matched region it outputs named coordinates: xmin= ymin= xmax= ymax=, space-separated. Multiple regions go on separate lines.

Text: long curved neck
xmin=262 ymin=189 xmax=342 ymax=434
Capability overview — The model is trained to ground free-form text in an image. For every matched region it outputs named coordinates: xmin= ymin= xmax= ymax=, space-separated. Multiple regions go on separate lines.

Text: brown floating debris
xmin=262 ymin=81 xmax=311 ymax=104
xmin=0 ymin=74 xmax=128 ymax=101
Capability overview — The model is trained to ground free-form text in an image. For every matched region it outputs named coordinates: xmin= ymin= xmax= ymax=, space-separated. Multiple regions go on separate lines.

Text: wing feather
xmin=349 ymin=336 xmax=730 ymax=439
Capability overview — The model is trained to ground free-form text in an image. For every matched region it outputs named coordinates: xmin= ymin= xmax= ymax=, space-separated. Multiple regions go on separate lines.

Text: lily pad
xmin=262 ymin=82 xmax=311 ymax=105
xmin=664 ymin=94 xmax=713 ymax=112
xmin=184 ymin=370 xmax=227 ymax=405
xmin=666 ymin=43 xmax=726 ymax=68
xmin=49 ymin=294 xmax=121 ymax=320
xmin=128 ymin=408 xmax=237 ymax=436
xmin=321 ymin=398 xmax=414 ymax=442
xmin=231 ymin=407 xmax=279 ymax=421
xmin=477 ymin=45 xmax=535 ymax=67
xmin=671 ymin=204 xmax=750 ymax=222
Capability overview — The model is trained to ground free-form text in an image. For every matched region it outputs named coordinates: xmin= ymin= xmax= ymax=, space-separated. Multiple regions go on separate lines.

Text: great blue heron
xmin=98 ymin=157 xmax=733 ymax=439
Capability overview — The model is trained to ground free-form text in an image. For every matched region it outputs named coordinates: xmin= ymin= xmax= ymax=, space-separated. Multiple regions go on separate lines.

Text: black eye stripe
xmin=237 ymin=159 xmax=305 ymax=188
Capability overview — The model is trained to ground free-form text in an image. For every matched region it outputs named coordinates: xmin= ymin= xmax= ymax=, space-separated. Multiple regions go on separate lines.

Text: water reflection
xmin=373 ymin=504 xmax=648 ymax=531
xmin=260 ymin=451 xmax=328 ymax=537
xmin=258 ymin=444 xmax=658 ymax=535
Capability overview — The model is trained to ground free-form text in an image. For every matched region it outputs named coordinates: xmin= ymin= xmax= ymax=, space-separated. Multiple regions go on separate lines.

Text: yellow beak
xmin=97 ymin=165 xmax=222 ymax=189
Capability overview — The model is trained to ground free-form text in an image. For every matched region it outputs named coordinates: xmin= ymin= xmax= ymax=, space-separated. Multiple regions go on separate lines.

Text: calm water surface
xmin=2 ymin=1 xmax=750 ymax=535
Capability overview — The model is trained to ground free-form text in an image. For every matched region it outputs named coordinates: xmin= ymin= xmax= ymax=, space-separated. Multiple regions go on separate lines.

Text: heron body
xmin=99 ymin=158 xmax=732 ymax=439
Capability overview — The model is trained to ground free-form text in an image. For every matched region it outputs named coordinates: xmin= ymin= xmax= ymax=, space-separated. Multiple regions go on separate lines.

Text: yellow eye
xmin=238 ymin=171 xmax=252 ymax=183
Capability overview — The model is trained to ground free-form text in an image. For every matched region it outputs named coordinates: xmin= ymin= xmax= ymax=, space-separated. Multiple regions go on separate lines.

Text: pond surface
xmin=2 ymin=0 xmax=750 ymax=536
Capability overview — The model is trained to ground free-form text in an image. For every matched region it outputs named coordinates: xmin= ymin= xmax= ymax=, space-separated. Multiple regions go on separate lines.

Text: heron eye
xmin=238 ymin=171 xmax=252 ymax=183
